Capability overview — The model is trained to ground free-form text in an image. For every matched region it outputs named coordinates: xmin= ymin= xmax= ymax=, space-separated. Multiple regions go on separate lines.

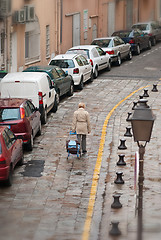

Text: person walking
xmin=72 ymin=102 xmax=91 ymax=154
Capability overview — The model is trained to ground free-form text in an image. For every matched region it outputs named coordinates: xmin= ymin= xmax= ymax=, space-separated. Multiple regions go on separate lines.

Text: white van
xmin=1 ymin=72 xmax=58 ymax=124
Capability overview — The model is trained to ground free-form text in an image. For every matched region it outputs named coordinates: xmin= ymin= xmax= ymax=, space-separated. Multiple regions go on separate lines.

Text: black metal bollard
xmin=117 ymin=154 xmax=126 ymax=166
xmin=143 ymin=88 xmax=149 ymax=97
xmin=118 ymin=139 xmax=127 ymax=150
xmin=109 ymin=221 xmax=121 ymax=236
xmin=111 ymin=194 xmax=122 ymax=209
xmin=132 ymin=100 xmax=138 ymax=110
xmin=114 ymin=172 xmax=124 ymax=184
xmin=124 ymin=126 xmax=132 ymax=137
xmin=152 ymin=84 xmax=158 ymax=92
xmin=126 ymin=112 xmax=132 ymax=121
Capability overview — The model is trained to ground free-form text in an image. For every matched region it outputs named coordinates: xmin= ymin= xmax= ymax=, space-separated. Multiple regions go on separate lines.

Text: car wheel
xmin=37 ymin=122 xmax=42 ymax=136
xmin=106 ymin=61 xmax=111 ymax=71
xmin=18 ymin=154 xmax=24 ymax=166
xmin=116 ymin=54 xmax=121 ymax=66
xmin=147 ymin=40 xmax=152 ymax=50
xmin=5 ymin=165 xmax=12 ymax=187
xmin=152 ymin=37 xmax=156 ymax=46
xmin=89 ymin=71 xmax=94 ymax=82
xmin=27 ymin=133 xmax=34 ymax=151
xmin=127 ymin=49 xmax=132 ymax=60
xmin=52 ymin=96 xmax=58 ymax=113
xmin=78 ymin=78 xmax=84 ymax=90
xmin=136 ymin=44 xmax=140 ymax=55
xmin=41 ymin=108 xmax=47 ymax=124
xmin=56 ymin=91 xmax=60 ymax=105
xmin=94 ymin=66 xmax=98 ymax=78
xmin=67 ymin=82 xmax=74 ymax=96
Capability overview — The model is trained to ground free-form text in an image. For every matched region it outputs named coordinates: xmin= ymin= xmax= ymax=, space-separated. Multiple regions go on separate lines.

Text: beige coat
xmin=72 ymin=107 xmax=91 ymax=135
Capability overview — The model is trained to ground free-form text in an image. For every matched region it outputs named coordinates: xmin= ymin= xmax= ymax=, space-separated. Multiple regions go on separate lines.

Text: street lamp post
xmin=130 ymin=99 xmax=155 ymax=240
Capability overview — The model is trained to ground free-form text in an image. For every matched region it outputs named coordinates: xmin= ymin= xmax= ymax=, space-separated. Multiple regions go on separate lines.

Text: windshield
xmin=91 ymin=39 xmax=113 ymax=48
xmin=0 ymin=108 xmax=20 ymax=122
xmin=49 ymin=59 xmax=75 ymax=68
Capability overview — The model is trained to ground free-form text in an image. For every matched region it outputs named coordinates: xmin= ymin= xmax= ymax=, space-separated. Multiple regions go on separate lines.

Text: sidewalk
xmin=90 ymin=82 xmax=161 ymax=240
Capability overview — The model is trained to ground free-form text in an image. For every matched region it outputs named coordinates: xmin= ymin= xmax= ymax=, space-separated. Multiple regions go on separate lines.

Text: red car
xmin=0 ymin=98 xmax=41 ymax=151
xmin=0 ymin=126 xmax=23 ymax=186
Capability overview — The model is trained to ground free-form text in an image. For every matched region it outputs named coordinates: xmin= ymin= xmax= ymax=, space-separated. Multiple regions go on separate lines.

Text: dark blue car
xmin=112 ymin=29 xmax=151 ymax=55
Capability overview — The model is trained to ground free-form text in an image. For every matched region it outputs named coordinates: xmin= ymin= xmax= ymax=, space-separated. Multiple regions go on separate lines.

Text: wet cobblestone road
xmin=0 ymin=43 xmax=161 ymax=240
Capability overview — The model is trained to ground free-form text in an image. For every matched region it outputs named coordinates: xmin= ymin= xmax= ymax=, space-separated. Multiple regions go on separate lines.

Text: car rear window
xmin=67 ymin=49 xmax=90 ymax=59
xmin=132 ymin=24 xmax=149 ymax=31
xmin=92 ymin=39 xmax=113 ymax=48
xmin=114 ymin=31 xmax=131 ymax=38
xmin=0 ymin=108 xmax=20 ymax=122
xmin=50 ymin=59 xmax=75 ymax=68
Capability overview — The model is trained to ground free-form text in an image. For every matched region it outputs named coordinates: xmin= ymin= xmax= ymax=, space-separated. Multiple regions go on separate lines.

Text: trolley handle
xmin=69 ymin=130 xmax=77 ymax=135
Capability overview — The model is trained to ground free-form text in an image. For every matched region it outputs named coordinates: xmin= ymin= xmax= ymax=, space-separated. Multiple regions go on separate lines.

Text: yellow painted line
xmin=82 ymin=85 xmax=150 ymax=240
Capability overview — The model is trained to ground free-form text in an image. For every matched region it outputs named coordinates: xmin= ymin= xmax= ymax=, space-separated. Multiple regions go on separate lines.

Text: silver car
xmin=91 ymin=36 xmax=132 ymax=66
xmin=66 ymin=45 xmax=111 ymax=78
xmin=132 ymin=21 xmax=161 ymax=46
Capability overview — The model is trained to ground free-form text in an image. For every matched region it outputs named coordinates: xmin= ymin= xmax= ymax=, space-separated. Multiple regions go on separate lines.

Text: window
xmin=27 ymin=100 xmax=35 ymax=113
xmin=55 ymin=66 xmax=65 ymax=77
xmin=50 ymin=59 xmax=75 ymax=68
xmin=46 ymin=25 xmax=50 ymax=58
xmin=25 ymin=19 xmax=40 ymax=63
xmin=51 ymin=69 xmax=60 ymax=79
xmin=96 ymin=47 xmax=105 ymax=56
xmin=79 ymin=55 xmax=88 ymax=65
xmin=0 ymin=108 xmax=20 ymax=121
xmin=3 ymin=128 xmax=16 ymax=149
xmin=0 ymin=32 xmax=5 ymax=54
xmin=75 ymin=57 xmax=83 ymax=66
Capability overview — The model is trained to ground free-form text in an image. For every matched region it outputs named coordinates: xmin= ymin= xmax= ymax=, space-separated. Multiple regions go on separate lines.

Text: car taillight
xmin=38 ymin=92 xmax=43 ymax=105
xmin=20 ymin=107 xmax=25 ymax=119
xmin=73 ymin=68 xmax=79 ymax=74
xmin=106 ymin=50 xmax=114 ymax=55
xmin=89 ymin=59 xmax=93 ymax=67
xmin=0 ymin=157 xmax=6 ymax=166
xmin=148 ymin=33 xmax=152 ymax=36
xmin=129 ymin=39 xmax=135 ymax=44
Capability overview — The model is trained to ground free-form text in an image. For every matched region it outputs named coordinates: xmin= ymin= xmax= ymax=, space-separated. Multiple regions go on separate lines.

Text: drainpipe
xmin=138 ymin=0 xmax=140 ymax=22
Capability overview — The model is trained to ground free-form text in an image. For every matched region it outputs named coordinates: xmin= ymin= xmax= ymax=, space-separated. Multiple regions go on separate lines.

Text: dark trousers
xmin=77 ymin=134 xmax=86 ymax=152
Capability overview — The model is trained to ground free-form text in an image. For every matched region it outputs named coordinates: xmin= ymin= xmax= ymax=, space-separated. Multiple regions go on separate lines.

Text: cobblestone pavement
xmin=0 ymin=50 xmax=161 ymax=240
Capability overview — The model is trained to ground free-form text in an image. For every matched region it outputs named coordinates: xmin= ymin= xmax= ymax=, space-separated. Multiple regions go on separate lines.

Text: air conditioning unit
xmin=0 ymin=0 xmax=11 ymax=16
xmin=13 ymin=9 xmax=26 ymax=24
xmin=25 ymin=5 xmax=35 ymax=22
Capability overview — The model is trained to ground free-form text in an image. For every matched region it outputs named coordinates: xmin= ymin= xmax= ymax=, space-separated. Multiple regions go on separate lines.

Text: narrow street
xmin=0 ymin=43 xmax=161 ymax=240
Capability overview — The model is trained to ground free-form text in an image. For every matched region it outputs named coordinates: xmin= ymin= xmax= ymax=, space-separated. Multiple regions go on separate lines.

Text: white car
xmin=49 ymin=53 xmax=93 ymax=90
xmin=91 ymin=37 xmax=132 ymax=66
xmin=66 ymin=45 xmax=111 ymax=79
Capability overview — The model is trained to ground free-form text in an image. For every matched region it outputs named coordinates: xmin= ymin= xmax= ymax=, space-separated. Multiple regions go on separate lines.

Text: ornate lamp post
xmin=130 ymin=99 xmax=155 ymax=240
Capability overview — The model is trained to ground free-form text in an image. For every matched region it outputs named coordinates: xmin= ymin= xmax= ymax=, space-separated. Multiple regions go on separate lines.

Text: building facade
xmin=0 ymin=0 xmax=161 ymax=73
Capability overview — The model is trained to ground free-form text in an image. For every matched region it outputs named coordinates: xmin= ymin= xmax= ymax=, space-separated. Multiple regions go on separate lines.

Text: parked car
xmin=1 ymin=72 xmax=57 ymax=124
xmin=132 ymin=21 xmax=161 ymax=46
xmin=49 ymin=53 xmax=93 ymax=90
xmin=112 ymin=29 xmax=151 ymax=55
xmin=91 ymin=36 xmax=132 ymax=66
xmin=66 ymin=45 xmax=111 ymax=79
xmin=23 ymin=65 xmax=74 ymax=103
xmin=0 ymin=98 xmax=41 ymax=151
xmin=0 ymin=70 xmax=7 ymax=93
xmin=0 ymin=126 xmax=23 ymax=186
